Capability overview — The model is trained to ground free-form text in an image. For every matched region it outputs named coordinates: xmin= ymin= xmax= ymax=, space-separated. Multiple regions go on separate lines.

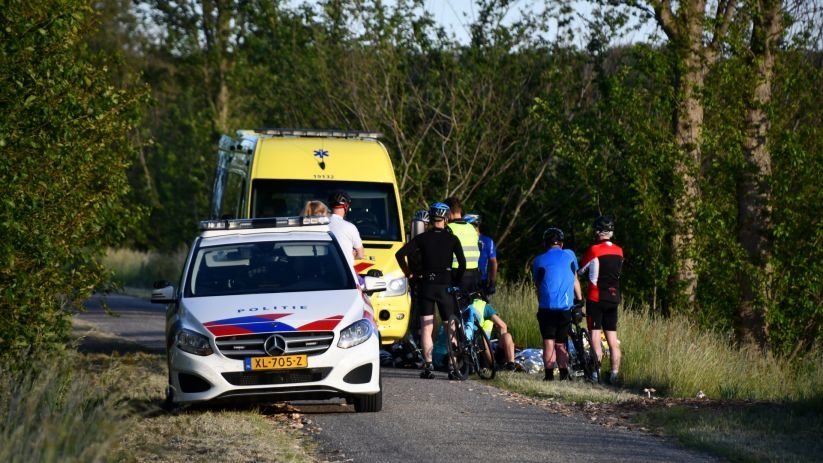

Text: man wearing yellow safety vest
xmin=444 ymin=197 xmax=481 ymax=292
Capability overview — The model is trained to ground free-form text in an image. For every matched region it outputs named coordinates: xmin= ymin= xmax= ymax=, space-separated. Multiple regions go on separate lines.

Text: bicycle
xmin=443 ymin=287 xmax=497 ymax=381
xmin=567 ymin=302 xmax=600 ymax=383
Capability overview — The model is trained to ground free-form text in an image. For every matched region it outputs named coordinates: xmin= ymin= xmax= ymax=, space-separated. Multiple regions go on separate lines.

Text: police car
xmin=151 ymin=216 xmax=384 ymax=412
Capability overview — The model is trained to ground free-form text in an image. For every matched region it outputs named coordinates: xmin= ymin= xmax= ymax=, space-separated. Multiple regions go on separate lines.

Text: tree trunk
xmin=654 ymin=0 xmax=709 ymax=308
xmin=736 ymin=0 xmax=782 ymax=350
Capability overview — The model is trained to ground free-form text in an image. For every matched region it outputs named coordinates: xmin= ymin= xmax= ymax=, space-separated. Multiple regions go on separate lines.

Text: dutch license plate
xmin=245 ymin=355 xmax=308 ymax=371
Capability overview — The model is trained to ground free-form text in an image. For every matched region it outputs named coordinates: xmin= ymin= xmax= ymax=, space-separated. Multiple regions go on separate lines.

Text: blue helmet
xmin=429 ymin=202 xmax=450 ymax=220
xmin=463 ymin=213 xmax=481 ymax=226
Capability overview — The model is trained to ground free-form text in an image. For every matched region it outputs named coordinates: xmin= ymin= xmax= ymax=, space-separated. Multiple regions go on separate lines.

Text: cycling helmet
xmin=413 ymin=209 xmax=430 ymax=223
xmin=328 ymin=190 xmax=352 ymax=208
xmin=429 ymin=202 xmax=450 ymax=221
xmin=543 ymin=227 xmax=564 ymax=245
xmin=463 ymin=213 xmax=481 ymax=226
xmin=593 ymin=215 xmax=615 ymax=233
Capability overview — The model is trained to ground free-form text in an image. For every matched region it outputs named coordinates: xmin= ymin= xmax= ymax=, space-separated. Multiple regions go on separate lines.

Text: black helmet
xmin=543 ymin=227 xmax=564 ymax=245
xmin=328 ymin=190 xmax=352 ymax=208
xmin=429 ymin=202 xmax=450 ymax=220
xmin=593 ymin=215 xmax=615 ymax=233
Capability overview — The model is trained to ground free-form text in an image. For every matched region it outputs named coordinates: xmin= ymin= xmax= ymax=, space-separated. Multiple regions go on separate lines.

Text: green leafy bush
xmin=0 ymin=0 xmax=147 ymax=360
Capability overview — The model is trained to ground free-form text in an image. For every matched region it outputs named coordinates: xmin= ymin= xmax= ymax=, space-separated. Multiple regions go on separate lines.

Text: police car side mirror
xmin=151 ymin=280 xmax=177 ymax=303
xmin=362 ymin=276 xmax=387 ymax=296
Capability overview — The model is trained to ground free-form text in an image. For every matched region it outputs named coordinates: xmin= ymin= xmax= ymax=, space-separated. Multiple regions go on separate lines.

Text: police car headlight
xmin=382 ymin=276 xmax=407 ymax=297
xmin=338 ymin=319 xmax=374 ymax=349
xmin=175 ymin=329 xmax=214 ymax=356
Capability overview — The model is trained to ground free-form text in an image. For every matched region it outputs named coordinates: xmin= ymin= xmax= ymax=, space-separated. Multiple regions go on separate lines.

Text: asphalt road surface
xmin=76 ymin=294 xmax=718 ymax=463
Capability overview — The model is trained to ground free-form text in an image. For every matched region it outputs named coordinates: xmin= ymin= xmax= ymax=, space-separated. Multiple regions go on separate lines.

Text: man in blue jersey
xmin=532 ymin=227 xmax=582 ymax=381
xmin=464 ymin=213 xmax=498 ymax=297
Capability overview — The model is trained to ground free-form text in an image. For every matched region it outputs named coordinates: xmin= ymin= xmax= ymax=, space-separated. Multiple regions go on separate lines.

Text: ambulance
xmin=210 ymin=129 xmax=410 ymax=346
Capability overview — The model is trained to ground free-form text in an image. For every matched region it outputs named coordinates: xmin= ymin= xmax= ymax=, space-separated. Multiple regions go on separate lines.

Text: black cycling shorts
xmin=417 ymin=282 xmax=456 ymax=321
xmin=536 ymin=309 xmax=571 ymax=342
xmin=586 ymin=300 xmax=618 ymax=331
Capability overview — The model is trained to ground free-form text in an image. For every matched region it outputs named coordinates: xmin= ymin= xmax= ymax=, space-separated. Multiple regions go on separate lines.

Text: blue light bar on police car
xmin=198 ymin=215 xmax=330 ymax=231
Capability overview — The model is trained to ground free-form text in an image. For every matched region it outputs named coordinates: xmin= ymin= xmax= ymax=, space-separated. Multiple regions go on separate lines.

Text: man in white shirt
xmin=327 ymin=190 xmax=365 ymax=271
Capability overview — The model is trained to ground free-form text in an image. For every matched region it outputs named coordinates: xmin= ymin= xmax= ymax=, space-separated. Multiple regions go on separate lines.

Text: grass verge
xmin=490 ymin=370 xmax=823 ymax=462
xmin=0 ymin=322 xmax=319 ymax=463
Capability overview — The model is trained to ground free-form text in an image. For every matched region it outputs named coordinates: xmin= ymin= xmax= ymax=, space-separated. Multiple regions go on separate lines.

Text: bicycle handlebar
xmin=447 ymin=286 xmax=486 ymax=302
xmin=571 ymin=300 xmax=585 ymax=324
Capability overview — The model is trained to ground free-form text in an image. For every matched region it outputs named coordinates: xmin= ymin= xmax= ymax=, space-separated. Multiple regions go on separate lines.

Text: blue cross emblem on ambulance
xmin=314 ymin=149 xmax=329 ymax=170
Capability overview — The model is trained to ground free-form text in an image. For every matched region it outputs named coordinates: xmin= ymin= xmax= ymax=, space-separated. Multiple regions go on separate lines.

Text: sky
xmin=423 ymin=0 xmax=544 ymax=43
xmin=422 ymin=0 xmax=656 ymax=46
xmin=283 ymin=0 xmax=658 ymax=46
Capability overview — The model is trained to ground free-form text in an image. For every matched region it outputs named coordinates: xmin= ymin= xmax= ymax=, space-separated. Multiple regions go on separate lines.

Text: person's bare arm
xmin=354 ymin=246 xmax=365 ymax=260
xmin=488 ymin=256 xmax=498 ymax=286
xmin=573 ymin=274 xmax=582 ymax=301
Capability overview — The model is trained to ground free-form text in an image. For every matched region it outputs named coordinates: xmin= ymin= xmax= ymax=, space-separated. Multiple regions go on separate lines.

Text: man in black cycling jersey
xmin=396 ymin=202 xmax=466 ymax=379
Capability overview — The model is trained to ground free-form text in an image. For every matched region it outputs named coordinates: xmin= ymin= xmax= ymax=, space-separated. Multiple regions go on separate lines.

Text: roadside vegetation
xmin=0 ymin=321 xmax=319 ymax=463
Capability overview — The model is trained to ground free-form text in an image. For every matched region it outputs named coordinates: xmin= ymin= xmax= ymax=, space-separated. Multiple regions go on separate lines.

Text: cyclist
xmin=444 ymin=197 xmax=481 ymax=292
xmin=395 ymin=202 xmax=466 ymax=379
xmin=464 ymin=213 xmax=498 ymax=298
xmin=469 ymin=296 xmax=517 ymax=370
xmin=328 ymin=190 xmax=365 ymax=272
xmin=579 ymin=215 xmax=624 ymax=385
xmin=532 ymin=227 xmax=582 ymax=381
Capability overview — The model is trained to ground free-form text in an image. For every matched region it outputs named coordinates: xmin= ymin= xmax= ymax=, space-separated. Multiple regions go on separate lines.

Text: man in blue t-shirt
xmin=532 ymin=227 xmax=582 ymax=381
xmin=464 ymin=213 xmax=498 ymax=297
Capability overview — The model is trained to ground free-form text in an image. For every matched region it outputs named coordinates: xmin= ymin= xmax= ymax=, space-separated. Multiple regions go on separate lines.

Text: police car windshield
xmin=251 ymin=179 xmax=401 ymax=242
xmin=185 ymin=240 xmax=355 ymax=297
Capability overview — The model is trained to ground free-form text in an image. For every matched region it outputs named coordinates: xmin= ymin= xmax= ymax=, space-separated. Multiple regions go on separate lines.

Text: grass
xmin=101 ymin=246 xmax=188 ymax=291
xmin=0 ymin=350 xmax=127 ymax=463
xmin=8 ymin=248 xmax=816 ymax=462
xmin=634 ymin=400 xmax=823 ymax=462
xmin=0 ymin=320 xmax=319 ymax=463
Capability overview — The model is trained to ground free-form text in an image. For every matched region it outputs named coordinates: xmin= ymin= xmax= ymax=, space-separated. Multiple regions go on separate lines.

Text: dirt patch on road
xmin=494 ymin=386 xmax=773 ymax=437
xmin=72 ymin=319 xmax=154 ymax=355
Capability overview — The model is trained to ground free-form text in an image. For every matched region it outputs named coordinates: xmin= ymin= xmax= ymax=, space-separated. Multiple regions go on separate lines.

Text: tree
xmin=734 ymin=0 xmax=783 ymax=348
xmin=0 ymin=0 xmax=147 ymax=358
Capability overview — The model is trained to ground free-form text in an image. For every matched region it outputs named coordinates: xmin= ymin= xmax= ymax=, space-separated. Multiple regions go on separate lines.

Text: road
xmin=76 ymin=294 xmax=718 ymax=463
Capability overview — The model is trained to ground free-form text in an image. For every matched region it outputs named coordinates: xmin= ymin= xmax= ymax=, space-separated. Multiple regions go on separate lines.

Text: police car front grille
xmin=222 ymin=368 xmax=332 ymax=386
xmin=215 ymin=331 xmax=335 ymax=360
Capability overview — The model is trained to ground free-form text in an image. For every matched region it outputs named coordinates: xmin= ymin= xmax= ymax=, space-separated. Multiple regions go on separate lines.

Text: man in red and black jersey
xmin=579 ymin=216 xmax=624 ymax=385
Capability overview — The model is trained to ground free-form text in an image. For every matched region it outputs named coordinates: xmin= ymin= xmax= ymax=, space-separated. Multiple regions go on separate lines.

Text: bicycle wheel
xmin=445 ymin=314 xmax=470 ymax=380
xmin=578 ymin=328 xmax=600 ymax=383
xmin=471 ymin=323 xmax=496 ymax=380
xmin=566 ymin=324 xmax=584 ymax=377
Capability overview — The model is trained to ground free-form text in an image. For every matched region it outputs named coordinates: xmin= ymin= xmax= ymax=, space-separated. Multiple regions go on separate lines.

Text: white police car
xmin=151 ymin=216 xmax=384 ymax=412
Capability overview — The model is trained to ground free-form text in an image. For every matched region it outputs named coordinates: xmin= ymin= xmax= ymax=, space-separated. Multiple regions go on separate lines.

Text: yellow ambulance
xmin=211 ymin=129 xmax=410 ymax=346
